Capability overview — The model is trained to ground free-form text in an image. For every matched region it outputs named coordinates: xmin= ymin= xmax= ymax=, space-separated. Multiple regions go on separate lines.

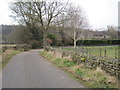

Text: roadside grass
xmin=62 ymin=46 xmax=119 ymax=59
xmin=2 ymin=49 xmax=22 ymax=69
xmin=40 ymin=51 xmax=118 ymax=88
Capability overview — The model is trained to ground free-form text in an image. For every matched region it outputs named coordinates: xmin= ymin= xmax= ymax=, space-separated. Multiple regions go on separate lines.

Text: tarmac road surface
xmin=2 ymin=50 xmax=84 ymax=88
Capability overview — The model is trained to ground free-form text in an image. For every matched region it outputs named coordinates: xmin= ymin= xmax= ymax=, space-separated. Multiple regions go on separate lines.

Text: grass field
xmin=62 ymin=45 xmax=119 ymax=59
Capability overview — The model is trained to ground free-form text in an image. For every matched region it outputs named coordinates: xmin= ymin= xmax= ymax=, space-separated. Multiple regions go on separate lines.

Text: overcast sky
xmin=0 ymin=0 xmax=119 ymax=30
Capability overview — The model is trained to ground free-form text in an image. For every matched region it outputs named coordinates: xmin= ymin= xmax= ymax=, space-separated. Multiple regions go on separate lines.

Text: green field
xmin=62 ymin=45 xmax=119 ymax=59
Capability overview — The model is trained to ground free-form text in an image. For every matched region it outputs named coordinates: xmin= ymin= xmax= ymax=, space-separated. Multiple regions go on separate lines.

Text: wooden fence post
xmin=89 ymin=48 xmax=90 ymax=55
xmin=115 ymin=48 xmax=117 ymax=59
xmin=104 ymin=49 xmax=106 ymax=57
xmin=100 ymin=48 xmax=102 ymax=56
xmin=86 ymin=47 xmax=88 ymax=54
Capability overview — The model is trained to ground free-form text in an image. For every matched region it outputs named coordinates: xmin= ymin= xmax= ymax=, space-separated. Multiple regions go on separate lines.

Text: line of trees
xmin=2 ymin=24 xmax=119 ymax=47
xmin=8 ymin=0 xmax=119 ymax=48
xmin=9 ymin=0 xmax=88 ymax=48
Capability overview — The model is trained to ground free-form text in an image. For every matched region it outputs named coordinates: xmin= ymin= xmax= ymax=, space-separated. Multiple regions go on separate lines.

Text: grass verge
xmin=2 ymin=49 xmax=22 ymax=69
xmin=40 ymin=51 xmax=119 ymax=88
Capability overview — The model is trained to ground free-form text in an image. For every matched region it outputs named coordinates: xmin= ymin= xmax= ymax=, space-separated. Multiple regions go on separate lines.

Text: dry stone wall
xmin=44 ymin=47 xmax=120 ymax=78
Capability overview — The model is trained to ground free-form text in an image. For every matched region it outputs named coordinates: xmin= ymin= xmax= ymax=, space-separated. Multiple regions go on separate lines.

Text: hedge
xmin=77 ymin=39 xmax=120 ymax=46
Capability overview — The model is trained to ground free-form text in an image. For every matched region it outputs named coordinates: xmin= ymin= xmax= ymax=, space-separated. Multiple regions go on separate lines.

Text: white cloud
xmin=0 ymin=0 xmax=119 ymax=29
xmin=0 ymin=0 xmax=14 ymax=25
xmin=70 ymin=0 xmax=119 ymax=29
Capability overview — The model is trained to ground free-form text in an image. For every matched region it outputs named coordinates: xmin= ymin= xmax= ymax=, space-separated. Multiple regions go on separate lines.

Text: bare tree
xmin=64 ymin=5 xmax=88 ymax=48
xmin=10 ymin=0 xmax=68 ymax=46
xmin=107 ymin=25 xmax=118 ymax=39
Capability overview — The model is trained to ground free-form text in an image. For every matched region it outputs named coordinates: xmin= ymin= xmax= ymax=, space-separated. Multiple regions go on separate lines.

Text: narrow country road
xmin=2 ymin=50 xmax=84 ymax=88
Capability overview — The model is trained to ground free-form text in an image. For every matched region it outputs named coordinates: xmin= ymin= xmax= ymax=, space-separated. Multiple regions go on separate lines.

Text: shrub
xmin=14 ymin=44 xmax=22 ymax=50
xmin=2 ymin=46 xmax=7 ymax=52
xmin=44 ymin=46 xmax=54 ymax=51
xmin=71 ymin=53 xmax=87 ymax=63
xmin=81 ymin=57 xmax=86 ymax=62
xmin=62 ymin=51 xmax=71 ymax=57
xmin=30 ymin=40 xmax=40 ymax=49
xmin=47 ymin=33 xmax=56 ymax=46
xmin=21 ymin=44 xmax=30 ymax=51
xmin=71 ymin=53 xmax=80 ymax=63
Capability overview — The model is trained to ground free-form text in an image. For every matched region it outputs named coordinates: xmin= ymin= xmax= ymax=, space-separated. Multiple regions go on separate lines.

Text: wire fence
xmin=60 ymin=45 xmax=119 ymax=59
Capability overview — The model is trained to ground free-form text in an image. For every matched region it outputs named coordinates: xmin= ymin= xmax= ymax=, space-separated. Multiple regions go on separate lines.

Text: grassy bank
xmin=2 ymin=49 xmax=22 ymax=69
xmin=40 ymin=51 xmax=118 ymax=88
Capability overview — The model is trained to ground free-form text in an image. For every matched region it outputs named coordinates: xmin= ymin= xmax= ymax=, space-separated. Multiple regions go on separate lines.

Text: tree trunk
xmin=43 ymin=29 xmax=47 ymax=47
xmin=73 ymin=30 xmax=77 ymax=48
xmin=74 ymin=40 xmax=77 ymax=48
